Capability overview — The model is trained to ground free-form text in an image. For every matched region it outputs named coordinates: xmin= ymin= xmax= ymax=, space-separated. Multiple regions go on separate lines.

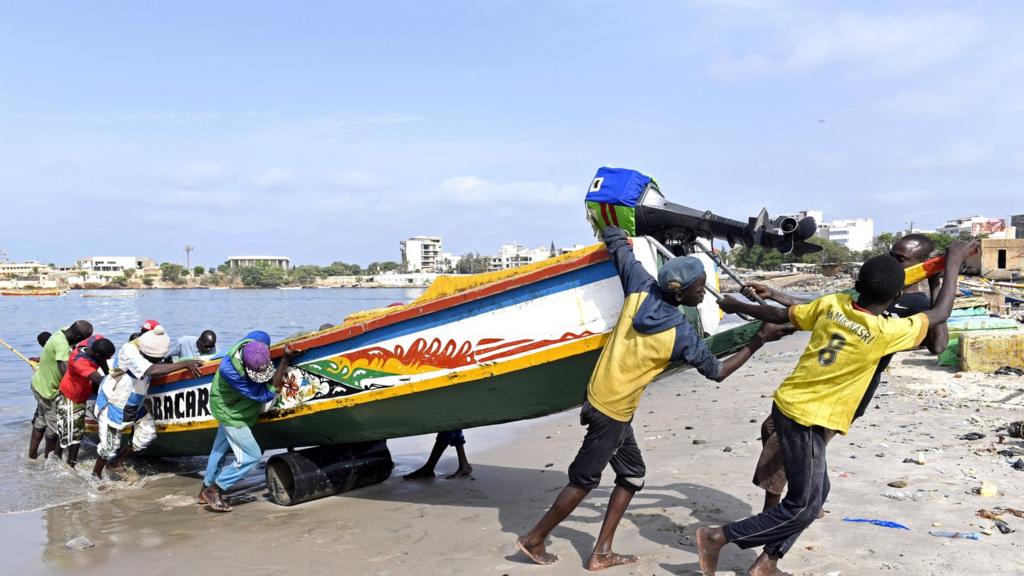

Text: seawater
xmin=0 ymin=288 xmax=422 ymax=515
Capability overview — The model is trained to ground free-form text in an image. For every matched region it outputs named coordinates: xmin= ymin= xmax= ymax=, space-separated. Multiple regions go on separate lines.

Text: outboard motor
xmin=586 ymin=166 xmax=821 ymax=257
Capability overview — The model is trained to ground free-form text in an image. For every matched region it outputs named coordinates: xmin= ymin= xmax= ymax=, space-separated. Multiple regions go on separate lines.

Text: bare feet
xmin=197 ymin=486 xmax=207 ymax=505
xmin=445 ymin=465 xmax=473 ymax=479
xmin=696 ymin=527 xmax=726 ymax=575
xmin=586 ymin=551 xmax=638 ymax=571
xmin=748 ymin=552 xmax=790 ymax=576
xmin=517 ymin=535 xmax=558 ymax=565
xmin=403 ymin=467 xmax=435 ymax=480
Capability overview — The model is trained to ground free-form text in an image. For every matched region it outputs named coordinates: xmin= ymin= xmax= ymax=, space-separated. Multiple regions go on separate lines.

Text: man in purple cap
xmin=200 ymin=330 xmax=301 ymax=512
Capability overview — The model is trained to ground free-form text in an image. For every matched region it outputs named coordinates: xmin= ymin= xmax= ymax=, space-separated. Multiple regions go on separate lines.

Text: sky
xmin=1 ymin=0 xmax=1021 ymax=267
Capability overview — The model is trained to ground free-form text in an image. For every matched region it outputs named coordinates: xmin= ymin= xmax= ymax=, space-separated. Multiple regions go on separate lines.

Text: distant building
xmin=991 ymin=226 xmax=1017 ymax=240
xmin=825 ymin=218 xmax=874 ymax=252
xmin=436 ymin=251 xmax=457 ymax=274
xmin=783 ymin=210 xmax=827 ymax=240
xmin=0 ymin=260 xmax=53 ymax=277
xmin=488 ymin=243 xmax=551 ymax=271
xmin=779 ymin=262 xmax=819 ymax=274
xmin=964 ymin=239 xmax=1024 ymax=280
xmin=226 ymin=256 xmax=290 ymax=271
xmin=785 ymin=210 xmax=824 ymax=225
xmin=76 ymin=256 xmax=158 ymax=278
xmin=1011 ymin=215 xmax=1024 ymax=239
xmin=938 ymin=215 xmax=1006 ymax=237
xmin=558 ymin=244 xmax=586 ymax=255
xmin=400 ymin=236 xmax=442 ymax=273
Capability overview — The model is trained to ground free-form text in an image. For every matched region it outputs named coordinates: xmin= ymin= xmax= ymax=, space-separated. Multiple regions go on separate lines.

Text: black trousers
xmin=567 ymin=401 xmax=646 ymax=493
xmin=724 ymin=404 xmax=831 ymax=558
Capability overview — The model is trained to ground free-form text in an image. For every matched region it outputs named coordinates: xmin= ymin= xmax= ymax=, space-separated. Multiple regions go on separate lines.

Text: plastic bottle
xmin=928 ymin=530 xmax=981 ymax=540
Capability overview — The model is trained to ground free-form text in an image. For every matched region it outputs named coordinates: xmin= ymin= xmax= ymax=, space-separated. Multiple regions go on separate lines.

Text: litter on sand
xmin=928 ymin=530 xmax=981 ymax=540
xmin=843 ymin=518 xmax=911 ymax=530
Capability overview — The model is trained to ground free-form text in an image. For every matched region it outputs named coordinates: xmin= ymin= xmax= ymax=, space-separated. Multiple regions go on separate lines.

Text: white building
xmin=786 ymin=210 xmax=824 ymax=225
xmin=226 ymin=255 xmax=290 ymax=271
xmin=0 ymin=260 xmax=53 ymax=277
xmin=76 ymin=256 xmax=157 ymax=278
xmin=488 ymin=243 xmax=552 ymax=271
xmin=400 ymin=236 xmax=442 ymax=273
xmin=938 ymin=216 xmax=1006 ymax=237
xmin=826 ymin=218 xmax=874 ymax=252
xmin=784 ymin=210 xmax=829 ymax=241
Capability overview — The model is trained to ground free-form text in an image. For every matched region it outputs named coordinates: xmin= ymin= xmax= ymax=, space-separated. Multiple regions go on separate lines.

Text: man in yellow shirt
xmin=696 ymin=239 xmax=977 ymax=576
xmin=517 ymin=226 xmax=789 ymax=571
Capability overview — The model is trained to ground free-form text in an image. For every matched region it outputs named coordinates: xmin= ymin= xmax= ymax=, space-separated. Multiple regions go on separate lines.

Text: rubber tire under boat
xmin=266 ymin=441 xmax=394 ymax=506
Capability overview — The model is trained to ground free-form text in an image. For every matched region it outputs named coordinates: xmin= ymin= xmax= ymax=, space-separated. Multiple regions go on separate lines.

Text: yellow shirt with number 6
xmin=773 ymin=293 xmax=929 ymax=434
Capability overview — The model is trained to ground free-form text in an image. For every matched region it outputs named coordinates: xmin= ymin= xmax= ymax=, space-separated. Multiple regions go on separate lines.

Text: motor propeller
xmin=634 ymin=181 xmax=823 ymax=257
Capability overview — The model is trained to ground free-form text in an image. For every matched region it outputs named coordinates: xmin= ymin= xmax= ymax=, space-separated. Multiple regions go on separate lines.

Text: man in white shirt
xmin=92 ymin=323 xmax=201 ymax=479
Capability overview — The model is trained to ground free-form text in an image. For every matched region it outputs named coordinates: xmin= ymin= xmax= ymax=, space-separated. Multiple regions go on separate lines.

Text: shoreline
xmin=3 ymin=334 xmax=1023 ymax=575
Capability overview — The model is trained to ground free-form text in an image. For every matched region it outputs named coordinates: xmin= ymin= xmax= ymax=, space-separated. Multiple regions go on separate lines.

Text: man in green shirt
xmin=29 ymin=321 xmax=92 ymax=460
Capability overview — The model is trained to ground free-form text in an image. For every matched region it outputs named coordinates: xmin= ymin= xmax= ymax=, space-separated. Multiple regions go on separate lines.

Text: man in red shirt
xmin=56 ymin=335 xmax=115 ymax=467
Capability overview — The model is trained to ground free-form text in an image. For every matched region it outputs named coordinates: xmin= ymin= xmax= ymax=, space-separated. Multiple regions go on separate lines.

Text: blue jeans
xmin=203 ymin=424 xmax=263 ymax=491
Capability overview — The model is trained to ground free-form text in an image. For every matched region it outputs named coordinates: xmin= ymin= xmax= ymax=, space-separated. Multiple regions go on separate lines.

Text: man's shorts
xmin=54 ymin=394 xmax=86 ymax=448
xmin=437 ymin=429 xmax=465 ymax=447
xmin=567 ymin=401 xmax=646 ymax=493
xmin=31 ymin=388 xmax=59 ymax=440
xmin=753 ymin=411 xmax=838 ymax=496
xmin=96 ymin=410 xmax=157 ymax=461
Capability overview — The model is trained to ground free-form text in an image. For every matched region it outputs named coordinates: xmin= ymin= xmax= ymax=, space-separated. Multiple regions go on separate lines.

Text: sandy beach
xmin=4 ymin=333 xmax=1023 ymax=576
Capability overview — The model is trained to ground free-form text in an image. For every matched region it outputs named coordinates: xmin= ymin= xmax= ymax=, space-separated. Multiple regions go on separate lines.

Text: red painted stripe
xmin=475 ymin=339 xmax=533 ymax=356
xmin=921 ymin=255 xmax=945 ymax=275
xmin=152 ymin=246 xmax=612 ymax=387
xmin=600 ymin=203 xmax=612 ymax=226
xmin=609 ymin=205 xmax=620 ymax=227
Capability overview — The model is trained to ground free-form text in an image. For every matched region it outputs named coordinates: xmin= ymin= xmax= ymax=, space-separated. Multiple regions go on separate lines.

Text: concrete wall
xmin=965 ymin=238 xmax=1024 ymax=279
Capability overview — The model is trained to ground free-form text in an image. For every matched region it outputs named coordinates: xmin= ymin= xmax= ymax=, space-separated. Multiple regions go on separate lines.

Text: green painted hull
xmin=142 ymin=321 xmax=761 ymax=457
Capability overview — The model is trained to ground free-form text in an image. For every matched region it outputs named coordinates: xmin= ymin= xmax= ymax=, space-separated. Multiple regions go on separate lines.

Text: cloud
xmin=875 ymin=54 xmax=1024 ymax=117
xmin=869 ymin=188 xmax=930 ymax=205
xmin=436 ymin=176 xmax=578 ymax=206
xmin=253 ymin=168 xmax=293 ymax=190
xmin=163 ymin=161 xmax=225 ymax=188
xmin=326 ymin=169 xmax=384 ymax=190
xmin=707 ymin=10 xmax=979 ymax=79
xmin=898 ymin=142 xmax=992 ymax=171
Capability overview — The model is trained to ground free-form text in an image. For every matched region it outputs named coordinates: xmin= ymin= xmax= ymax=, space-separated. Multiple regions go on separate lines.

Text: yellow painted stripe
xmin=156 ymin=333 xmax=610 ymax=434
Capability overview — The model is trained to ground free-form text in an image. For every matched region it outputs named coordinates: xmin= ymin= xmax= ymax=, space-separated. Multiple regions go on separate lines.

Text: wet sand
xmin=4 ymin=333 xmax=1023 ymax=575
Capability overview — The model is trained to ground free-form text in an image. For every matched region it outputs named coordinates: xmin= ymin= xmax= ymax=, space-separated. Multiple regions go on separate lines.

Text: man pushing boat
xmin=516 ymin=226 xmax=791 ymax=571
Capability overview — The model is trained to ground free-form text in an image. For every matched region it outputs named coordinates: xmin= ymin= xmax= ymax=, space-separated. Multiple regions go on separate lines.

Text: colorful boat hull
xmin=1 ymin=289 xmax=67 ymax=296
xmin=83 ymin=239 xmax=752 ymax=457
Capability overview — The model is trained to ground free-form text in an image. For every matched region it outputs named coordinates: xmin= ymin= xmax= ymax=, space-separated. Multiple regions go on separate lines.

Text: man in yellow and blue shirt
xmin=518 ymin=226 xmax=788 ymax=571
xmin=697 ymin=239 xmax=978 ymax=576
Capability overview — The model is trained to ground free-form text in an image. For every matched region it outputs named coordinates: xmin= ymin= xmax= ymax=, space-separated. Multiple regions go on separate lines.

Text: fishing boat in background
xmin=81 ymin=289 xmax=138 ymax=299
xmin=0 ymin=288 xmax=67 ymax=297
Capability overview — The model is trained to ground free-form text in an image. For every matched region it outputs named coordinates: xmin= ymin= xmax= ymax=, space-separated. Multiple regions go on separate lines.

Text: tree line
xmin=146 ymin=260 xmax=403 ymax=288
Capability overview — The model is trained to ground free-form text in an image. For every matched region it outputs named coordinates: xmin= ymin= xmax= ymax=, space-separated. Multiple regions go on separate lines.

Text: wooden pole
xmin=0 ymin=337 xmax=37 ymax=368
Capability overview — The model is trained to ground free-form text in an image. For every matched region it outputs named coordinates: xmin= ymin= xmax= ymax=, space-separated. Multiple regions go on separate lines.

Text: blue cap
xmin=657 ymin=256 xmax=705 ymax=293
